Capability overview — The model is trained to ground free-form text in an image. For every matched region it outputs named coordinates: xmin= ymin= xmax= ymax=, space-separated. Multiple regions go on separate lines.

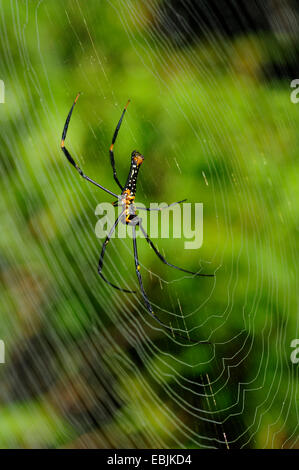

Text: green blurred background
xmin=0 ymin=0 xmax=298 ymax=449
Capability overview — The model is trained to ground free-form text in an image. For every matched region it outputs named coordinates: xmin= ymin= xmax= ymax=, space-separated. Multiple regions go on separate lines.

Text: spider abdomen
xmin=123 ymin=164 xmax=140 ymax=195
xmin=122 ymin=150 xmax=144 ymax=197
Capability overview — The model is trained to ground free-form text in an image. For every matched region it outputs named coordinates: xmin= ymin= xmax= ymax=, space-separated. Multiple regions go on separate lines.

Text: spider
xmin=61 ymin=94 xmax=214 ymax=343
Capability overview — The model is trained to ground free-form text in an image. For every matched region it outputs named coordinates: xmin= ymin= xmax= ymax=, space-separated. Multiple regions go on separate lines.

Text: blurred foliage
xmin=0 ymin=0 xmax=298 ymax=449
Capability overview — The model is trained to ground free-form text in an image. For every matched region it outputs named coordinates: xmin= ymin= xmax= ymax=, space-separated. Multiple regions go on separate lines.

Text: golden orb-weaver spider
xmin=61 ymin=94 xmax=214 ymax=342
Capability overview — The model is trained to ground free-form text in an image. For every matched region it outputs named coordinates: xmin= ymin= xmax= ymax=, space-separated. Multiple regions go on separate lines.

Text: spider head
xmin=131 ymin=150 xmax=144 ymax=166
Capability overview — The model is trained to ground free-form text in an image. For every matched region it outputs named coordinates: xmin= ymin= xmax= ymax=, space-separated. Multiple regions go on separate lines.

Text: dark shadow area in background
xmin=153 ymin=0 xmax=299 ymax=79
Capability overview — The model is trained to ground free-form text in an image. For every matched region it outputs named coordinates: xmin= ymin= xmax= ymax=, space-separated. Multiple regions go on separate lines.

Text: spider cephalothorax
xmin=61 ymin=95 xmax=214 ymax=343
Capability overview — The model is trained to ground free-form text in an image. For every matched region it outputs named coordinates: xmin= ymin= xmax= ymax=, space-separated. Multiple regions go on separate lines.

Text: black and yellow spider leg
xmin=61 ymin=93 xmax=118 ymax=199
xmin=138 ymin=223 xmax=214 ymax=277
xmin=109 ymin=99 xmax=130 ymax=191
xmin=98 ymin=211 xmax=136 ymax=294
xmin=131 ymin=224 xmax=209 ymax=344
xmin=135 ymin=199 xmax=187 ymax=211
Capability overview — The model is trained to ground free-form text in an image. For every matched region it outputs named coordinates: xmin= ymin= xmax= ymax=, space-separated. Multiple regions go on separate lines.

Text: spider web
xmin=0 ymin=0 xmax=298 ymax=449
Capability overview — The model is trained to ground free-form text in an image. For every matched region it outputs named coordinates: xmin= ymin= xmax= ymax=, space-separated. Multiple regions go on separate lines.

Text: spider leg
xmin=131 ymin=224 xmax=209 ymax=344
xmin=98 ymin=211 xmax=136 ymax=294
xmin=138 ymin=223 xmax=214 ymax=277
xmin=109 ymin=100 xmax=130 ymax=191
xmin=61 ymin=93 xmax=118 ymax=198
xmin=135 ymin=199 xmax=187 ymax=211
